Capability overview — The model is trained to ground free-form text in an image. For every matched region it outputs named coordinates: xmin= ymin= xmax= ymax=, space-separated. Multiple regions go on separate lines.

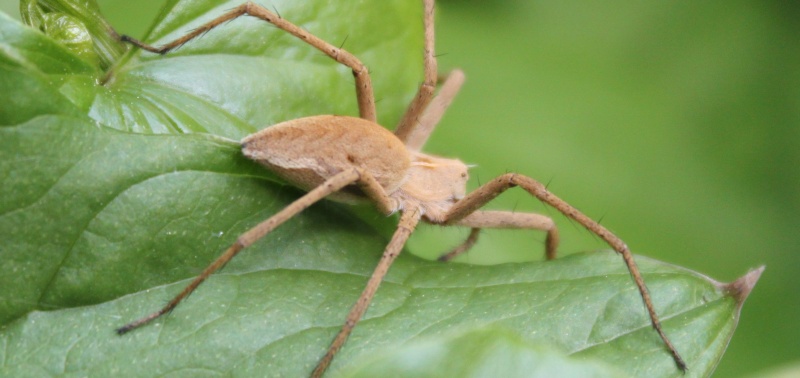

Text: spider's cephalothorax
xmin=118 ymin=1 xmax=686 ymax=376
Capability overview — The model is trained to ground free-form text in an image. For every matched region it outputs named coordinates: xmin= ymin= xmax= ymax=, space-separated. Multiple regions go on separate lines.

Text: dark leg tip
xmin=115 ymin=326 xmax=131 ymax=335
xmin=676 ymin=357 xmax=688 ymax=373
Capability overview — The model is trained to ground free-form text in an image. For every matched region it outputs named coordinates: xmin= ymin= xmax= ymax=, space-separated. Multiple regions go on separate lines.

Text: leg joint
xmin=234 ymin=235 xmax=251 ymax=250
xmin=351 ymin=64 xmax=369 ymax=77
xmin=350 ymin=167 xmax=365 ymax=181
xmin=498 ymin=172 xmax=519 ymax=187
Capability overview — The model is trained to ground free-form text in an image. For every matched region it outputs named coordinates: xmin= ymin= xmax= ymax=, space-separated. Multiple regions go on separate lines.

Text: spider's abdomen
xmin=241 ymin=115 xmax=411 ymax=202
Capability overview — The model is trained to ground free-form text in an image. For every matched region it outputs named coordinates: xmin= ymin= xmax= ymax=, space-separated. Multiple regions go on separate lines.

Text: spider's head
xmin=397 ymin=152 xmax=470 ymax=219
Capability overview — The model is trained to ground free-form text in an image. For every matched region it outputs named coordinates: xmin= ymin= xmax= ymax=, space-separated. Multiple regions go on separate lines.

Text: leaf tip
xmin=723 ymin=265 xmax=765 ymax=305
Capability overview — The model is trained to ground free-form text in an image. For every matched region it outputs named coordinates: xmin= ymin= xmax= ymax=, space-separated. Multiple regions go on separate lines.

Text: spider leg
xmin=116 ymin=167 xmax=395 ymax=335
xmin=120 ymin=2 xmax=376 ymax=122
xmin=443 ymin=173 xmax=687 ymax=371
xmin=439 ymin=210 xmax=559 ymax=261
xmin=395 ymin=0 xmax=438 ymax=141
xmin=438 ymin=227 xmax=480 ymax=261
xmin=312 ymin=205 xmax=422 ymax=378
xmin=405 ymin=69 xmax=466 ymax=151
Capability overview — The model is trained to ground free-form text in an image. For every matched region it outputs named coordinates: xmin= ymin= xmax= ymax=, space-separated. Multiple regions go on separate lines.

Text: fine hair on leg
xmin=116 ymin=168 xmax=395 ymax=335
xmin=311 ymin=206 xmax=422 ymax=377
xmin=120 ymin=2 xmax=377 ymax=122
xmin=443 ymin=173 xmax=687 ymax=370
xmin=394 ymin=0 xmax=438 ymax=142
xmin=440 ymin=210 xmax=559 ymax=261
xmin=405 ymin=69 xmax=466 ymax=151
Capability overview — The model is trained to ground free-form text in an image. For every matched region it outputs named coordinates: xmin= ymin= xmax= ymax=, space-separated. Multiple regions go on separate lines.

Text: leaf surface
xmin=0 ymin=1 xmax=760 ymax=377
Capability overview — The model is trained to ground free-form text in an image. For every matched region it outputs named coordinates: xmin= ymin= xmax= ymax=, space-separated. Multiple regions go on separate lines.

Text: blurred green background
xmin=2 ymin=0 xmax=797 ymax=376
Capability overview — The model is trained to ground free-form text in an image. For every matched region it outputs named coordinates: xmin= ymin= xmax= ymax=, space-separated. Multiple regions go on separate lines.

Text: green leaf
xmin=0 ymin=1 xmax=761 ymax=377
xmin=108 ymin=0 xmax=422 ymax=137
xmin=340 ymin=326 xmax=629 ymax=378
xmin=20 ymin=0 xmax=126 ymax=68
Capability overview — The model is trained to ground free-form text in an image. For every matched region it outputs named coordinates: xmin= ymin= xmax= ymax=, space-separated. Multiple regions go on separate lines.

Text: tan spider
xmin=116 ymin=0 xmax=686 ymax=376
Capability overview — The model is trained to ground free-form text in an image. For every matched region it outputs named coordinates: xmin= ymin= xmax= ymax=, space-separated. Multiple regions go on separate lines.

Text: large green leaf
xmin=341 ymin=326 xmax=630 ymax=378
xmin=13 ymin=0 xmax=423 ymax=137
xmin=0 ymin=1 xmax=761 ymax=376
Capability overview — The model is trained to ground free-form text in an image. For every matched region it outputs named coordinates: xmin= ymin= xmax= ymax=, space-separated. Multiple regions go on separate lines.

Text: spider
xmin=116 ymin=0 xmax=685 ymax=376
